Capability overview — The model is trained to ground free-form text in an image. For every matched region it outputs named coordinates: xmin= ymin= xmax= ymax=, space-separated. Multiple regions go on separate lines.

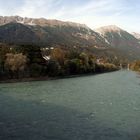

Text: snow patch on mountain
xmin=95 ymin=25 xmax=122 ymax=33
xmin=118 ymin=32 xmax=122 ymax=37
xmin=132 ymin=32 xmax=140 ymax=40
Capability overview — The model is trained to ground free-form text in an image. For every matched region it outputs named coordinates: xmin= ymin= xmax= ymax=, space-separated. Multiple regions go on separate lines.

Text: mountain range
xmin=0 ymin=16 xmax=140 ymax=61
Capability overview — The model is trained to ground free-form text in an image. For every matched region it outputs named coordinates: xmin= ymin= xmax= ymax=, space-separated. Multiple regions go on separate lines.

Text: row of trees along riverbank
xmin=0 ymin=44 xmax=119 ymax=81
xmin=130 ymin=60 xmax=140 ymax=72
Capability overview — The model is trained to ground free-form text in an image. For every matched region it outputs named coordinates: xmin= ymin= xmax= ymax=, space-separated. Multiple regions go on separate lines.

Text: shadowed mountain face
xmin=0 ymin=22 xmax=40 ymax=45
xmin=0 ymin=16 xmax=108 ymax=48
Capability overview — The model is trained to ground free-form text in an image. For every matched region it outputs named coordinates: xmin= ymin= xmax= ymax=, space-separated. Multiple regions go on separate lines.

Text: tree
xmin=88 ymin=55 xmax=96 ymax=72
xmin=46 ymin=60 xmax=60 ymax=76
xmin=79 ymin=53 xmax=90 ymax=73
xmin=64 ymin=59 xmax=81 ymax=74
xmin=51 ymin=48 xmax=66 ymax=66
xmin=130 ymin=61 xmax=140 ymax=72
xmin=29 ymin=63 xmax=43 ymax=77
xmin=80 ymin=53 xmax=89 ymax=65
xmin=5 ymin=53 xmax=27 ymax=78
xmin=17 ymin=45 xmax=47 ymax=77
xmin=0 ymin=44 xmax=11 ymax=72
xmin=18 ymin=45 xmax=45 ymax=64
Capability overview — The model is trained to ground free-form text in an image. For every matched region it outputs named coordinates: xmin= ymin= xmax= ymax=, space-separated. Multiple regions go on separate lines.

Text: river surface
xmin=0 ymin=70 xmax=140 ymax=140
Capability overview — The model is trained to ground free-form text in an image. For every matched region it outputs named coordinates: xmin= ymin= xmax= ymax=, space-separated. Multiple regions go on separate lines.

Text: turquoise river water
xmin=0 ymin=70 xmax=140 ymax=140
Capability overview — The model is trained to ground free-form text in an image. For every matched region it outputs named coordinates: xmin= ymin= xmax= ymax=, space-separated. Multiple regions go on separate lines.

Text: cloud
xmin=14 ymin=0 xmax=123 ymax=19
xmin=0 ymin=0 xmax=140 ymax=32
xmin=0 ymin=0 xmax=24 ymax=15
xmin=16 ymin=0 xmax=64 ymax=18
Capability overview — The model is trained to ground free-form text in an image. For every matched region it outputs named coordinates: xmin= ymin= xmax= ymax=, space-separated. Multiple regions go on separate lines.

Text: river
xmin=0 ymin=70 xmax=140 ymax=140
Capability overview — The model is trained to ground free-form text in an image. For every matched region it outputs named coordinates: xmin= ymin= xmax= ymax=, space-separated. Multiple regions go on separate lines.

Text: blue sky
xmin=0 ymin=0 xmax=140 ymax=32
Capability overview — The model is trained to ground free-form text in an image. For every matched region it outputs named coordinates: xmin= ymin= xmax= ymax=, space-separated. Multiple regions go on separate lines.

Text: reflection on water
xmin=0 ymin=70 xmax=140 ymax=140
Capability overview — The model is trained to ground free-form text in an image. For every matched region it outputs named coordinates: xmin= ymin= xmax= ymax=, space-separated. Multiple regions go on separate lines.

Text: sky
xmin=0 ymin=0 xmax=140 ymax=32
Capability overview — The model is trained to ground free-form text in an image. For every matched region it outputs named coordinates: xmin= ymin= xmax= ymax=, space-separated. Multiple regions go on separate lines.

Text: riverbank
xmin=0 ymin=70 xmax=119 ymax=84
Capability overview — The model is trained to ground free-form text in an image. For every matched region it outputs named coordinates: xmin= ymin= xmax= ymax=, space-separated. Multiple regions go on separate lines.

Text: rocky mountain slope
xmin=96 ymin=25 xmax=140 ymax=60
xmin=0 ymin=16 xmax=108 ymax=48
xmin=0 ymin=16 xmax=140 ymax=61
xmin=0 ymin=22 xmax=40 ymax=44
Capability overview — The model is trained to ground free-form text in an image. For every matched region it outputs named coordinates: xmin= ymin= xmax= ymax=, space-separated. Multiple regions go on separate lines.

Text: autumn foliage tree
xmin=0 ymin=44 xmax=119 ymax=80
xmin=130 ymin=60 xmax=140 ymax=72
xmin=50 ymin=48 xmax=66 ymax=66
xmin=5 ymin=53 xmax=27 ymax=78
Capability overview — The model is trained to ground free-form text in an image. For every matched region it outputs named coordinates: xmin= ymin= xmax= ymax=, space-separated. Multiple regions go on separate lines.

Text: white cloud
xmin=16 ymin=0 xmax=64 ymax=18
xmin=0 ymin=0 xmax=140 ymax=32
xmin=17 ymin=0 xmax=47 ymax=17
